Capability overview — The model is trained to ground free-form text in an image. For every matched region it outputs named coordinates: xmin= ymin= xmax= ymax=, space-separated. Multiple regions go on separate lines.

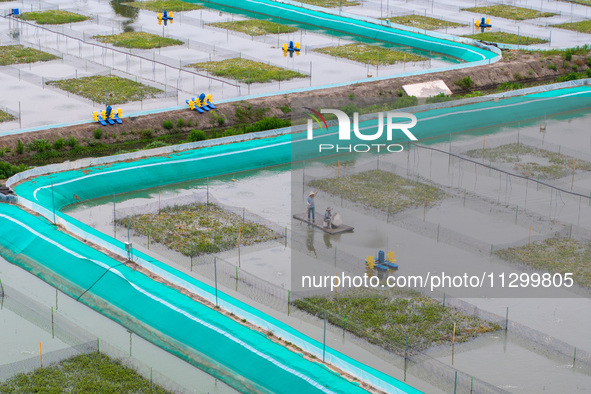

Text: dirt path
xmin=0 ymin=49 xmax=587 ymax=166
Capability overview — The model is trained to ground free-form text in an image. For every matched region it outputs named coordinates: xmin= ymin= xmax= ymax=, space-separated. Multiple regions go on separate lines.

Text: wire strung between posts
xmin=77 ymin=262 xmax=126 ymax=301
xmin=1 ymin=14 xmax=239 ymax=88
xmin=409 ymin=142 xmax=591 ymax=201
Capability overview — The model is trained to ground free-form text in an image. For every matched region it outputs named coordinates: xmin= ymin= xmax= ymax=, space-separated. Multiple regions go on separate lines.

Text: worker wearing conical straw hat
xmin=306 ymin=191 xmax=316 ymax=223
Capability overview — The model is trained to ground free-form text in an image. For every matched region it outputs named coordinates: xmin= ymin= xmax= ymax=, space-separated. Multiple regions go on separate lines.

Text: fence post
xmin=404 ymin=335 xmax=408 ymax=382
xmin=214 ymin=257 xmax=218 ymax=306
xmin=323 ymin=309 xmax=327 ymax=362
xmin=505 ymin=307 xmax=509 ymax=332
xmin=574 ymin=347 xmax=577 ymax=368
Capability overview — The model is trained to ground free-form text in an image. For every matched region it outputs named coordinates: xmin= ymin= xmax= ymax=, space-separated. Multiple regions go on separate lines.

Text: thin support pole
xmin=323 ymin=309 xmax=327 ymax=362
xmin=452 ymin=322 xmax=456 ymax=365
xmin=214 ymin=257 xmax=218 ymax=306
xmin=404 ymin=335 xmax=408 ymax=382
xmin=574 ymin=347 xmax=577 ymax=367
xmin=51 ymin=182 xmax=56 ymax=225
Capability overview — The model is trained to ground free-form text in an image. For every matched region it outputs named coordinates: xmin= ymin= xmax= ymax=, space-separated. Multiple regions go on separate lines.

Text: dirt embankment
xmin=0 ymin=49 xmax=587 ymax=165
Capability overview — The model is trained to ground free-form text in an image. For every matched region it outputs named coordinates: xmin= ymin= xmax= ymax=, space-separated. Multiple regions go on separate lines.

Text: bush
xmin=548 ymin=63 xmax=557 ymax=71
xmin=144 ymin=140 xmax=168 ymax=150
xmin=555 ymin=72 xmax=587 ymax=82
xmin=397 ymin=89 xmax=404 ymax=97
xmin=497 ymin=81 xmax=523 ymax=91
xmin=177 ymin=118 xmax=185 ymax=128
xmin=341 ymin=104 xmax=359 ymax=117
xmin=66 ymin=136 xmax=78 ymax=147
xmin=53 ymin=138 xmax=64 ymax=150
xmin=426 ymin=93 xmax=452 ymax=104
xmin=163 ymin=119 xmax=173 ymax=129
xmin=0 ymin=161 xmax=28 ymax=179
xmin=16 ymin=140 xmax=24 ymax=154
xmin=26 ymin=139 xmax=52 ymax=153
xmin=394 ymin=96 xmax=419 ymax=108
xmin=454 ymin=76 xmax=474 ymax=90
xmin=93 ymin=128 xmax=103 ymax=139
xmin=564 ymin=50 xmax=573 ymax=61
xmin=139 ymin=129 xmax=154 ymax=139
xmin=212 ymin=112 xmax=226 ymax=126
xmin=188 ymin=129 xmax=207 ymax=142
xmin=221 ymin=116 xmax=291 ymax=137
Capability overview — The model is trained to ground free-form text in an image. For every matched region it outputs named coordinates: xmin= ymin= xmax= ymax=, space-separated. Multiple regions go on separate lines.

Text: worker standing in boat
xmin=306 ymin=191 xmax=316 ymax=223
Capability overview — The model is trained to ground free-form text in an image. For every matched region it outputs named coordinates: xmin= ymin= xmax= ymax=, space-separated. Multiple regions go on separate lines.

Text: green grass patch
xmin=123 ymin=0 xmax=203 ymax=12
xmin=187 ymin=58 xmax=306 ymax=83
xmin=46 ymin=75 xmax=162 ymax=105
xmin=466 ymin=143 xmax=591 ymax=179
xmin=383 ymin=15 xmax=465 ymax=30
xmin=208 ymin=20 xmax=297 ymax=36
xmin=463 ymin=31 xmax=548 ymax=45
xmin=294 ymin=289 xmax=499 ymax=353
xmin=0 ymin=110 xmax=15 ymax=123
xmin=462 ymin=5 xmax=556 ymax=20
xmin=118 ymin=203 xmax=281 ymax=255
xmin=0 ymin=353 xmax=171 ymax=393
xmin=314 ymin=43 xmax=426 ymax=65
xmin=0 ymin=45 xmax=58 ymax=65
xmin=496 ymin=238 xmax=591 ymax=288
xmin=308 ymin=170 xmax=445 ymax=213
xmin=554 ymin=20 xmax=591 ymax=34
xmin=20 ymin=10 xmax=90 ymax=25
xmin=296 ymin=0 xmax=360 ymax=7
xmin=93 ymin=32 xmax=183 ymax=49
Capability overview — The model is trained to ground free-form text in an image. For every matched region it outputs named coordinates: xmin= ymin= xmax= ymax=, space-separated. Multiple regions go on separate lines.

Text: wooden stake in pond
xmin=529 ymin=226 xmax=531 ymax=244
xmin=423 ymin=190 xmax=427 ymax=221
xmin=404 ymin=335 xmax=408 ymax=382
xmin=39 ymin=342 xmax=43 ymax=367
xmin=452 ymin=322 xmax=456 ymax=365
xmin=572 ymin=159 xmax=576 ymax=190
xmin=158 ymin=191 xmax=161 ymax=214
xmin=338 ymin=160 xmax=340 ymax=178
xmin=238 ymin=227 xmax=242 ymax=267
xmin=574 ymin=347 xmax=577 ymax=367
xmin=482 ymin=134 xmax=486 ymax=161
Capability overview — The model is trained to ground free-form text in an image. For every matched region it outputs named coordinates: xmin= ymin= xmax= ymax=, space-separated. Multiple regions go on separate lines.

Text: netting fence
xmin=100 ymin=180 xmax=591 ymax=393
xmin=0 ymin=282 xmax=187 ymax=392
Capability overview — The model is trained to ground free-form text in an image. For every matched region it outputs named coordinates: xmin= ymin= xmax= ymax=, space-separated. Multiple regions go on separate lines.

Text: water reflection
xmin=110 ymin=0 xmax=138 ymax=32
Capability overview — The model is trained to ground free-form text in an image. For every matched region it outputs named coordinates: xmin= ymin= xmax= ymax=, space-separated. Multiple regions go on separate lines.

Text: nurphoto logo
xmin=305 ymin=108 xmax=418 ymax=153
